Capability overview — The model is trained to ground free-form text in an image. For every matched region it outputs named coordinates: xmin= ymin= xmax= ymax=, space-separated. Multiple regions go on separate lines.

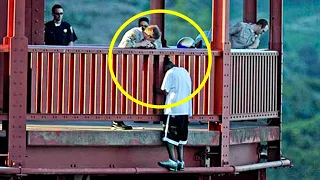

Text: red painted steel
xmin=25 ymin=0 xmax=32 ymax=42
xmin=0 ymin=53 xmax=5 ymax=112
xmin=0 ymin=113 xmax=9 ymax=121
xmin=259 ymin=169 xmax=267 ymax=180
xmin=28 ymin=47 xmax=219 ymax=118
xmin=212 ymin=0 xmax=232 ymax=167
xmin=150 ymin=0 xmax=166 ymax=47
xmin=21 ymin=167 xmax=236 ymax=175
xmin=5 ymin=0 xmax=28 ymax=167
xmin=270 ymin=0 xmax=283 ymax=52
xmin=26 ymin=114 xmax=219 ymax=121
xmin=0 ymin=0 xmax=7 ymax=41
xmin=243 ymin=0 xmax=257 ymax=23
xmin=31 ymin=0 xmax=44 ymax=45
xmin=268 ymin=0 xmax=283 ymax=161
xmin=229 ymin=144 xmax=258 ymax=166
xmin=0 ymin=167 xmax=236 ymax=175
xmin=0 ymin=160 xmax=291 ymax=175
xmin=25 ymin=146 xmax=202 ymax=168
xmin=230 ymin=51 xmax=279 ymax=119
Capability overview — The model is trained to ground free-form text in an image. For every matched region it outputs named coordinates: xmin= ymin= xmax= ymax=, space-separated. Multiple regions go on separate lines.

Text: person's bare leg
xmin=158 ymin=142 xmax=178 ymax=171
xmin=166 ymin=142 xmax=176 ymax=161
xmin=177 ymin=144 xmax=185 ymax=170
xmin=177 ymin=144 xmax=183 ymax=161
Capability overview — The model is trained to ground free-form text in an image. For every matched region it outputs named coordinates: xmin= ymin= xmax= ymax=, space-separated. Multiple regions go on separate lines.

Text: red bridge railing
xmin=0 ymin=46 xmax=281 ymax=122
xmin=230 ymin=50 xmax=279 ymax=120
xmin=27 ymin=46 xmax=220 ymax=121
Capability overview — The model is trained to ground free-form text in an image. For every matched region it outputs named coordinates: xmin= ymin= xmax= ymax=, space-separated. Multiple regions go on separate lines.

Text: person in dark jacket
xmin=45 ymin=4 xmax=78 ymax=46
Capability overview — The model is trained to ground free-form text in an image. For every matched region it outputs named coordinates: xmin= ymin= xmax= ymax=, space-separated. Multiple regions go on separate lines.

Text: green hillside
xmin=45 ymin=0 xmax=320 ymax=179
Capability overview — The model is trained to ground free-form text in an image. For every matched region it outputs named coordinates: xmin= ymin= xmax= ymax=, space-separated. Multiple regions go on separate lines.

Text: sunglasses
xmin=54 ymin=12 xmax=64 ymax=15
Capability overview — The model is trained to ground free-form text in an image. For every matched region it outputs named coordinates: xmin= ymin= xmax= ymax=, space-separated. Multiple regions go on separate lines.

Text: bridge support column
xmin=3 ymin=0 xmax=28 ymax=167
xmin=268 ymin=0 xmax=283 ymax=161
xmin=25 ymin=0 xmax=44 ymax=45
xmin=150 ymin=0 xmax=166 ymax=47
xmin=243 ymin=0 xmax=257 ymax=23
xmin=211 ymin=0 xmax=231 ymax=167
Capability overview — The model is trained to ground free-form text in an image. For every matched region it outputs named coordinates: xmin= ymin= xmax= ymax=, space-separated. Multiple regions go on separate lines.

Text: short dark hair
xmin=256 ymin=19 xmax=268 ymax=28
xmin=164 ymin=56 xmax=173 ymax=66
xmin=52 ymin=4 xmax=63 ymax=13
xmin=138 ymin=17 xmax=149 ymax=25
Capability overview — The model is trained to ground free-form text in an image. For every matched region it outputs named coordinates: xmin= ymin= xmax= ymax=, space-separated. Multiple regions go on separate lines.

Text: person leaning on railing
xmin=229 ymin=19 xmax=269 ymax=49
xmin=137 ymin=17 xmax=162 ymax=49
xmin=112 ymin=25 xmax=162 ymax=130
xmin=118 ymin=25 xmax=162 ymax=49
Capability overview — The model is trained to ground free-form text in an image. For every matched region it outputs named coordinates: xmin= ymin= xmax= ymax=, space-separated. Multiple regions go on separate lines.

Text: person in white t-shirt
xmin=154 ymin=57 xmax=192 ymax=171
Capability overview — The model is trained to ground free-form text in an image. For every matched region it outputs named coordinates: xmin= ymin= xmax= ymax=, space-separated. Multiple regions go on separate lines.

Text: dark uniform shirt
xmin=45 ymin=21 xmax=78 ymax=45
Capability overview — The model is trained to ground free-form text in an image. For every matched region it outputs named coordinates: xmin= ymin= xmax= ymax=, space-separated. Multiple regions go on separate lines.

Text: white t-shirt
xmin=161 ymin=67 xmax=192 ymax=117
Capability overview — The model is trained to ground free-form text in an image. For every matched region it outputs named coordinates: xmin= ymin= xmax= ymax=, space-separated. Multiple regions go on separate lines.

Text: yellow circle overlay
xmin=108 ymin=9 xmax=212 ymax=109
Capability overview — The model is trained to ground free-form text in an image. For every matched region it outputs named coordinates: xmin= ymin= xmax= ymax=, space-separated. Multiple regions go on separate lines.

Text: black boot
xmin=112 ymin=121 xmax=132 ymax=130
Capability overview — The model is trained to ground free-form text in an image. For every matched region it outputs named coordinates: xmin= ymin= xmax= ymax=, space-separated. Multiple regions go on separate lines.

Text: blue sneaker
xmin=177 ymin=160 xmax=185 ymax=171
xmin=158 ymin=159 xmax=178 ymax=171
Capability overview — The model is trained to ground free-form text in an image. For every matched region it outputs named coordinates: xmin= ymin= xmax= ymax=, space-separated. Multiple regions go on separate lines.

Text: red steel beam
xmin=31 ymin=0 xmax=44 ymax=45
xmin=26 ymin=114 xmax=220 ymax=121
xmin=5 ymin=0 xmax=28 ymax=167
xmin=25 ymin=0 xmax=32 ymax=42
xmin=25 ymin=0 xmax=44 ymax=45
xmin=22 ymin=167 xmax=236 ymax=174
xmin=150 ymin=0 xmax=167 ymax=47
xmin=0 ymin=167 xmax=234 ymax=175
xmin=0 ymin=55 xmax=4 ymax=112
xmin=243 ymin=0 xmax=257 ymax=23
xmin=0 ymin=0 xmax=7 ymax=41
xmin=0 ymin=160 xmax=291 ymax=175
xmin=268 ymin=0 xmax=283 ymax=161
xmin=0 ymin=113 xmax=9 ymax=120
xmin=0 ymin=0 xmax=8 ymax=112
xmin=212 ymin=0 xmax=231 ymax=167
xmin=269 ymin=0 xmax=283 ymax=52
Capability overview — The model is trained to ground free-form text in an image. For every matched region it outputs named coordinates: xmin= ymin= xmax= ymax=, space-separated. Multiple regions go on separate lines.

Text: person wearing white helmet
xmin=177 ymin=37 xmax=202 ymax=48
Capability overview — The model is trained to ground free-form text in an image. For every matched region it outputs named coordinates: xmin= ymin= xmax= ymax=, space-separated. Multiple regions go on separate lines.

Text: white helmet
xmin=177 ymin=37 xmax=195 ymax=48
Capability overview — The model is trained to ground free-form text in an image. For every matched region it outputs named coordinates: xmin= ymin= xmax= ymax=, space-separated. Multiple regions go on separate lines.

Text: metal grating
xmin=230 ymin=51 xmax=279 ymax=119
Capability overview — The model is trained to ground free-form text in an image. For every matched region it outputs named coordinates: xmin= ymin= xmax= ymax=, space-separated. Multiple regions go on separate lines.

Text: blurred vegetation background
xmin=45 ymin=0 xmax=320 ymax=179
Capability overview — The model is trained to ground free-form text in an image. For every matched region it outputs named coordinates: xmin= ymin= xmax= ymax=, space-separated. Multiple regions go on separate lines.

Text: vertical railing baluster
xmin=95 ymin=54 xmax=102 ymax=114
xmin=52 ymin=52 xmax=59 ymax=114
xmin=40 ymin=52 xmax=48 ymax=113
xmin=62 ymin=53 xmax=70 ymax=114
xmin=30 ymin=52 xmax=37 ymax=113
